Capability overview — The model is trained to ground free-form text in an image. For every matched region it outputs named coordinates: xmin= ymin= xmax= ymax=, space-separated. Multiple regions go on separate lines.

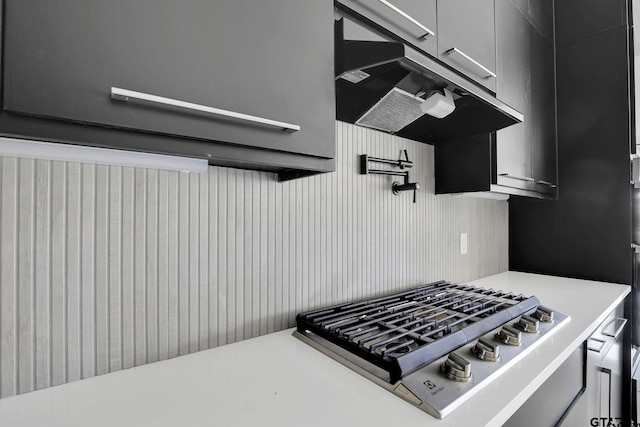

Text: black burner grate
xmin=296 ymin=281 xmax=539 ymax=382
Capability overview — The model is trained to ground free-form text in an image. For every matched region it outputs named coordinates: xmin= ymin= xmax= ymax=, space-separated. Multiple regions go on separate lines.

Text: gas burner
xmin=378 ymin=339 xmax=419 ymax=357
xmin=350 ymin=331 xmax=419 ymax=357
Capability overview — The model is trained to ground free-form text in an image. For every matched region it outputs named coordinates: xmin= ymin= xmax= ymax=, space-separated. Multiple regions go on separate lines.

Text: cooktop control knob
xmin=497 ymin=325 xmax=522 ymax=346
xmin=472 ymin=337 xmax=500 ymax=362
xmin=532 ymin=306 xmax=554 ymax=323
xmin=441 ymin=352 xmax=472 ymax=383
xmin=516 ymin=315 xmax=540 ymax=333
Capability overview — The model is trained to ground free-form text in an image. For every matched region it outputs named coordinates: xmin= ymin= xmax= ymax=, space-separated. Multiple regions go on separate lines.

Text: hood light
xmin=420 ymin=88 xmax=456 ymax=119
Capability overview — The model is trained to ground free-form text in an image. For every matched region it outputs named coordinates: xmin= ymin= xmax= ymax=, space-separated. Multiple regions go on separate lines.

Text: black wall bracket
xmin=360 ymin=150 xmax=420 ymax=203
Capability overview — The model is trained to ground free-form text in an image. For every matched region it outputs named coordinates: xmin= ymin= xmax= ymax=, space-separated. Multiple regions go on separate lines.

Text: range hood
xmin=335 ymin=14 xmax=523 ymax=144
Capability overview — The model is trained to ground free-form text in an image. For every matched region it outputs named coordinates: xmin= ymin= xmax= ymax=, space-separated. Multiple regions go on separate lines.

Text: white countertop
xmin=0 ymin=272 xmax=630 ymax=427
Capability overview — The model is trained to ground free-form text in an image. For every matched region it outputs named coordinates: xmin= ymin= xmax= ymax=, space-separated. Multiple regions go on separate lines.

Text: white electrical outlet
xmin=460 ymin=233 xmax=468 ymax=255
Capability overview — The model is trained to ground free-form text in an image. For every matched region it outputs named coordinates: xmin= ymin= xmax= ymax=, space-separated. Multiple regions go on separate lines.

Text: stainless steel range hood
xmin=335 ymin=14 xmax=523 ymax=144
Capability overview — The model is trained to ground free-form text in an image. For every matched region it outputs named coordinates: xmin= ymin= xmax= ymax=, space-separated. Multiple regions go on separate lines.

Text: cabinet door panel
xmin=496 ymin=128 xmax=532 ymax=189
xmin=3 ymin=0 xmax=335 ymax=159
xmin=503 ymin=344 xmax=585 ymax=426
xmin=337 ymin=0 xmax=438 ymax=56
xmin=437 ymin=0 xmax=496 ymax=92
xmin=530 ymin=33 xmax=557 ymax=194
xmin=495 ymin=0 xmax=531 ymax=190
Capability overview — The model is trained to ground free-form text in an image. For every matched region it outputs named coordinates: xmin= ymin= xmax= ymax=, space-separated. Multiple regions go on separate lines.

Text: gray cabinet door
xmin=503 ymin=344 xmax=585 ymax=426
xmin=495 ymin=0 xmax=532 ymax=191
xmin=437 ymin=0 xmax=497 ymax=92
xmin=337 ymin=0 xmax=438 ymax=56
xmin=3 ymin=0 xmax=335 ymax=160
xmin=435 ymin=0 xmax=557 ymax=199
xmin=530 ymin=31 xmax=557 ymax=195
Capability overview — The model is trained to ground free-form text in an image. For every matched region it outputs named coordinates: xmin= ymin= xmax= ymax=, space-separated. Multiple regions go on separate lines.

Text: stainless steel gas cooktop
xmin=294 ymin=280 xmax=569 ymax=419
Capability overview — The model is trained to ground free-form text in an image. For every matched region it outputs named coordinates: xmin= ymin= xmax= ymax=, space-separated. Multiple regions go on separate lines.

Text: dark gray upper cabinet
xmin=496 ymin=0 xmax=557 ymax=197
xmin=495 ymin=0 xmax=532 ymax=192
xmin=435 ymin=0 xmax=557 ymax=199
xmin=529 ymin=28 xmax=557 ymax=194
xmin=337 ymin=0 xmax=438 ymax=56
xmin=436 ymin=0 xmax=497 ymax=92
xmin=1 ymin=0 xmax=336 ymax=180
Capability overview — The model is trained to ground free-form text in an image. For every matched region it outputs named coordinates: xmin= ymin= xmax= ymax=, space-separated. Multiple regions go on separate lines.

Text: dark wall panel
xmin=554 ymin=0 xmax=627 ymax=48
xmin=510 ymin=26 xmax=633 ymax=286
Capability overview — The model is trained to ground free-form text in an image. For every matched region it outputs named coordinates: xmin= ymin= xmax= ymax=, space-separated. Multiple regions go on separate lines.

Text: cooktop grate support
xmin=296 ymin=281 xmax=540 ymax=382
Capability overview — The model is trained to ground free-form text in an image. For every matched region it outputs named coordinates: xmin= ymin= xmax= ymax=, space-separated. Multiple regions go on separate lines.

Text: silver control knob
xmin=440 ymin=352 xmax=472 ymax=383
xmin=472 ymin=337 xmax=500 ymax=362
xmin=516 ymin=315 xmax=540 ymax=333
xmin=532 ymin=306 xmax=554 ymax=323
xmin=497 ymin=325 xmax=522 ymax=346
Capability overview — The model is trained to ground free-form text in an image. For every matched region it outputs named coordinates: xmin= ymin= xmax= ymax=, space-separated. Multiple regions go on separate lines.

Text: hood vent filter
xmin=355 ymin=87 xmax=426 ymax=133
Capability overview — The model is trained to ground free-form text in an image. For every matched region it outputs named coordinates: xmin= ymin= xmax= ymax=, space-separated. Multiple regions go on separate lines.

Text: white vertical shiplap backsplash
xmin=0 ymin=122 xmax=508 ymax=398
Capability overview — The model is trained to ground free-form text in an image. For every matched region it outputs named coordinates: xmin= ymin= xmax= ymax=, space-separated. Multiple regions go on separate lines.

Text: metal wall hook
xmin=360 ymin=150 xmax=419 ymax=203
